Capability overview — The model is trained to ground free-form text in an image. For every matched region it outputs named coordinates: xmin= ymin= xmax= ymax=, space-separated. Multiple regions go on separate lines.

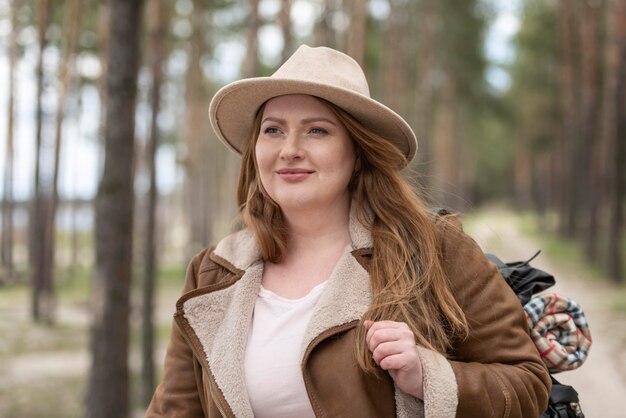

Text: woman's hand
xmin=364 ymin=320 xmax=424 ymax=400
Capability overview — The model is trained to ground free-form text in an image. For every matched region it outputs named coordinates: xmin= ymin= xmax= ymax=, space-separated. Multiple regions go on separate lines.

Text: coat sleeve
xmin=441 ymin=215 xmax=551 ymax=418
xmin=145 ymin=248 xmax=210 ymax=418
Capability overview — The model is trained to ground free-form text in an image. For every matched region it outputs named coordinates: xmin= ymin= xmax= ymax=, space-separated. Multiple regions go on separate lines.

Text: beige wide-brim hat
xmin=208 ymin=45 xmax=417 ymax=166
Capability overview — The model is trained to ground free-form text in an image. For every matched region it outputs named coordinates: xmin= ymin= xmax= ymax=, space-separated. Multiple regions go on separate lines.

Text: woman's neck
xmin=281 ymin=198 xmax=352 ymax=257
xmin=260 ymin=198 xmax=352 ymax=298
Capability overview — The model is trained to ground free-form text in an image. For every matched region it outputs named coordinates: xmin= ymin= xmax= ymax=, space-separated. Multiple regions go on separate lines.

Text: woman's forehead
xmin=262 ymin=94 xmax=336 ymax=119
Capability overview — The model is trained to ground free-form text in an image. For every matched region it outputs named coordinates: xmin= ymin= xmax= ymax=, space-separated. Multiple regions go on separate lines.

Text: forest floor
xmin=464 ymin=208 xmax=626 ymax=417
xmin=0 ymin=207 xmax=625 ymax=417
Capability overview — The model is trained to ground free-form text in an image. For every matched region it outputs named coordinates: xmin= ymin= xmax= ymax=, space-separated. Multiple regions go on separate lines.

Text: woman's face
xmin=255 ymin=94 xmax=356 ymax=213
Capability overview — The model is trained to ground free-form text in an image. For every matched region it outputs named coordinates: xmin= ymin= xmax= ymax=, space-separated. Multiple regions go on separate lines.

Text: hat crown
xmin=272 ymin=45 xmax=371 ymax=98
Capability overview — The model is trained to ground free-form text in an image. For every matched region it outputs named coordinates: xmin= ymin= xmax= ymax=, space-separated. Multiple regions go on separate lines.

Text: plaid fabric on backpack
xmin=524 ymin=294 xmax=592 ymax=373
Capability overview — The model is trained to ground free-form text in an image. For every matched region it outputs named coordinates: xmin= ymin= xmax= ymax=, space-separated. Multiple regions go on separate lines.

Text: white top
xmin=244 ymin=282 xmax=327 ymax=418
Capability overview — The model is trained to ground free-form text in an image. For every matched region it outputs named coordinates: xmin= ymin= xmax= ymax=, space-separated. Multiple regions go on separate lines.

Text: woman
xmin=147 ymin=45 xmax=550 ymax=418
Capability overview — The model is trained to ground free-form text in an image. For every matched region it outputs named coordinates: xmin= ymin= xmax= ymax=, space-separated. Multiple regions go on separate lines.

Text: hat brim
xmin=209 ymin=77 xmax=417 ymax=167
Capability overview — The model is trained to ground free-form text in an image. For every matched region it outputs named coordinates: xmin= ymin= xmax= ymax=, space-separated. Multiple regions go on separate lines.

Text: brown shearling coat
xmin=146 ymin=213 xmax=551 ymax=418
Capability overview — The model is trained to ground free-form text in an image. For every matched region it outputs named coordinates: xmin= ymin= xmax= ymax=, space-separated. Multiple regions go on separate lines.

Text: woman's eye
xmin=264 ymin=127 xmax=280 ymax=134
xmin=309 ymin=127 xmax=327 ymax=135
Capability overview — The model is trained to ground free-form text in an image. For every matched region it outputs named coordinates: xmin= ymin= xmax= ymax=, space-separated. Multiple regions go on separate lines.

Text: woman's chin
xmin=275 ymin=196 xmax=316 ymax=212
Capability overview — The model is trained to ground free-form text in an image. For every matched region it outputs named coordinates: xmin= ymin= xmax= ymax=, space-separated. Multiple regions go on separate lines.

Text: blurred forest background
xmin=0 ymin=0 xmax=625 ymax=417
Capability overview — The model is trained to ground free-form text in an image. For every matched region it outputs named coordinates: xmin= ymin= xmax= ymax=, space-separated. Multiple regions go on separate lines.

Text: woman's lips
xmin=276 ymin=168 xmax=315 ymax=181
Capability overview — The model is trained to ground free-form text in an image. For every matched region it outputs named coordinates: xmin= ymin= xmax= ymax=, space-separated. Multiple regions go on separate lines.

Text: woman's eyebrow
xmin=261 ymin=116 xmax=337 ymax=126
xmin=300 ymin=117 xmax=337 ymax=126
xmin=261 ymin=116 xmax=286 ymax=125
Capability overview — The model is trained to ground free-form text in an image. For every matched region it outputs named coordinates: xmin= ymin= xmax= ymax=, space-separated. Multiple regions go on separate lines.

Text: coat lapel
xmin=301 ymin=204 xmax=373 ymax=357
xmin=180 ymin=230 xmax=263 ymax=418
xmin=300 ymin=245 xmax=372 ymax=358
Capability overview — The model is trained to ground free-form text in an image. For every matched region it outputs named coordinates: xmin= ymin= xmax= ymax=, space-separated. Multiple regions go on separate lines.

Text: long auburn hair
xmin=236 ymin=98 xmax=469 ymax=372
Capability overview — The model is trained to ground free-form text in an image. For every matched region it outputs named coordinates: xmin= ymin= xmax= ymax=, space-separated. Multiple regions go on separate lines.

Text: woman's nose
xmin=279 ymin=134 xmax=303 ymax=160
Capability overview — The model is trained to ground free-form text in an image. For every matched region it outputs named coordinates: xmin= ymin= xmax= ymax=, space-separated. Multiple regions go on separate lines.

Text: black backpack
xmin=487 ymin=252 xmax=585 ymax=418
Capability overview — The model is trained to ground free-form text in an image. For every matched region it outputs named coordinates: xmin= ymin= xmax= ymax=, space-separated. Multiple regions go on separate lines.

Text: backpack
xmin=487 ymin=252 xmax=585 ymax=418
xmin=430 ymin=208 xmax=586 ymax=417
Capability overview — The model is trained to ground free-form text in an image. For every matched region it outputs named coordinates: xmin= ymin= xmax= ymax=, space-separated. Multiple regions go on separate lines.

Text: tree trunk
xmin=576 ymin=0 xmax=602 ymax=260
xmin=243 ymin=0 xmax=260 ymax=77
xmin=1 ymin=0 xmax=19 ymax=285
xmin=184 ymin=0 xmax=212 ymax=255
xmin=607 ymin=0 xmax=626 ymax=283
xmin=314 ymin=0 xmax=336 ymax=48
xmin=414 ymin=0 xmax=435 ymax=178
xmin=87 ymin=1 xmax=143 ymax=417
xmin=280 ymin=0 xmax=292 ymax=62
xmin=432 ymin=74 xmax=461 ymax=210
xmin=41 ymin=0 xmax=82 ymax=325
xmin=142 ymin=0 xmax=168 ymax=407
xmin=69 ymin=93 xmax=84 ymax=276
xmin=557 ymin=0 xmax=581 ymax=237
xmin=30 ymin=0 xmax=51 ymax=321
xmin=580 ymin=2 xmax=606 ymax=262
xmin=344 ymin=0 xmax=367 ymax=67
xmin=598 ymin=0 xmax=622 ymax=278
xmin=96 ymin=0 xmax=111 ymax=176
xmin=381 ymin=0 xmax=407 ymax=114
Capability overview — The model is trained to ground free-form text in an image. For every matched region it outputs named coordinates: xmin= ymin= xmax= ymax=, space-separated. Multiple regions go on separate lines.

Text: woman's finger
xmin=365 ymin=322 xmax=414 ymax=352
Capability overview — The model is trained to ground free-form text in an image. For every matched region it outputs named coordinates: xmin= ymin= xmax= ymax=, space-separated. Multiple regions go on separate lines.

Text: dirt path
xmin=0 ymin=287 xmax=174 ymax=417
xmin=466 ymin=209 xmax=626 ymax=418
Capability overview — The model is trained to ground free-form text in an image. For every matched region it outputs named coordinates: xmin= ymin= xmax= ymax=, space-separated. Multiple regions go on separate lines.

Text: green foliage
xmin=468 ymin=104 xmax=515 ymax=201
xmin=365 ymin=12 xmax=385 ymax=98
xmin=506 ymin=0 xmax=559 ymax=152
xmin=56 ymin=265 xmax=93 ymax=302
xmin=154 ymin=262 xmax=188 ymax=291
xmin=519 ymin=210 xmax=626 ymax=311
xmin=435 ymin=0 xmax=491 ymax=103
xmin=518 ymin=211 xmax=611 ymax=283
